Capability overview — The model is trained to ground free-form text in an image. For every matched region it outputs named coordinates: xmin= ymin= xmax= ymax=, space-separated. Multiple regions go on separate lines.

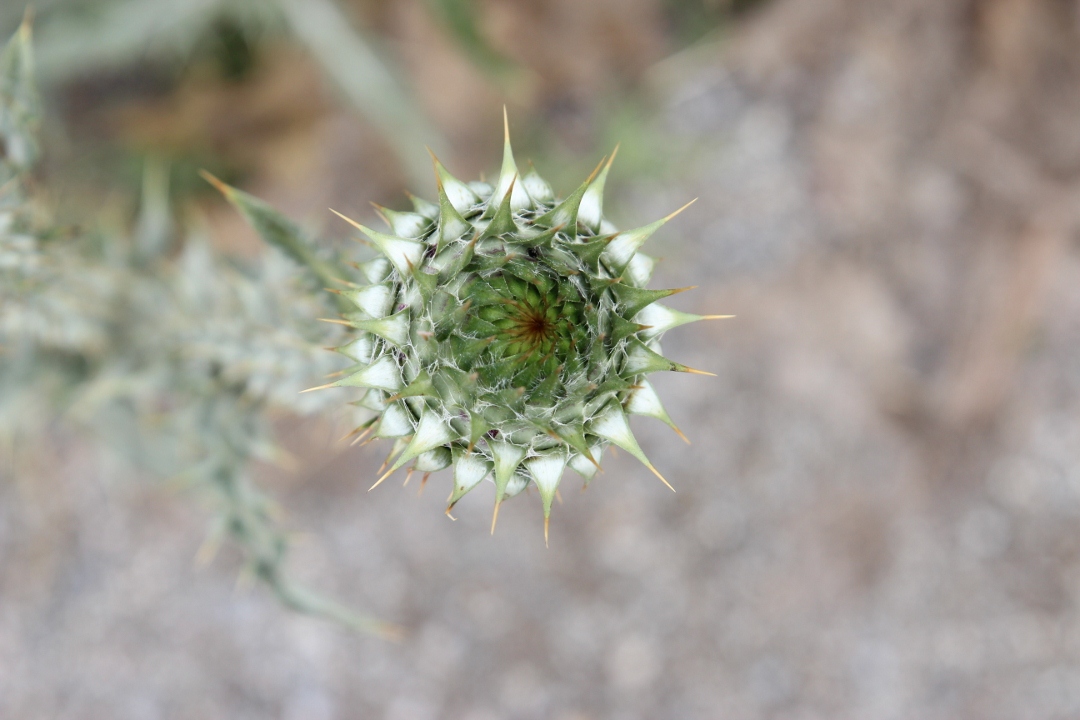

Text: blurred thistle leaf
xmin=134 ymin=155 xmax=172 ymax=263
xmin=426 ymin=0 xmax=516 ymax=81
xmin=22 ymin=0 xmax=281 ymax=79
xmin=275 ymin=0 xmax=444 ymax=187
xmin=0 ymin=13 xmax=38 ymax=173
xmin=200 ymin=169 xmax=352 ymax=295
xmin=0 ymin=24 xmax=389 ymax=635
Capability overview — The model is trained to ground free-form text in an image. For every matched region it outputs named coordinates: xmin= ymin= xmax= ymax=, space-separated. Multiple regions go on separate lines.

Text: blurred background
xmin=3 ymin=0 xmax=1080 ymax=717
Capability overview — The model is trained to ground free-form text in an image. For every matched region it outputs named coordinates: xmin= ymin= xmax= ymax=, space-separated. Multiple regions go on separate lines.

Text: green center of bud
xmin=500 ymin=297 xmax=558 ymax=356
xmin=463 ymin=258 xmax=589 ymax=390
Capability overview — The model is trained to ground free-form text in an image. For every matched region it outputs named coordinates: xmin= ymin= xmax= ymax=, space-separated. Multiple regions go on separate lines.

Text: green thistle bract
xmin=325 ymin=113 xmax=725 ymax=541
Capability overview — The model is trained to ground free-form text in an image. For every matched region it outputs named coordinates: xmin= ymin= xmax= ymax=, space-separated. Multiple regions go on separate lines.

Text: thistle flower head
xmin=314 ymin=113 xmax=724 ymax=540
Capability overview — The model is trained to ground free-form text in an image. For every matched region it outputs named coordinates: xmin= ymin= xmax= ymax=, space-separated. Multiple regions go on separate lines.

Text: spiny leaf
xmin=578 ymin=145 xmax=618 ymax=232
xmin=0 ymin=15 xmax=39 ymax=171
xmin=635 ymin=303 xmax=733 ymax=338
xmin=622 ymin=337 xmax=715 ymax=376
xmin=429 ymin=149 xmax=480 ymax=213
xmin=372 ymin=203 xmax=431 ymax=238
xmin=587 ymin=405 xmax=673 ymax=491
xmin=407 ymin=191 xmax=439 ymax=219
xmin=376 ymin=402 xmax=416 ymax=438
xmin=331 ymin=209 xmax=425 ymax=277
xmin=534 ymin=156 xmax=607 ymax=236
xmin=602 ymin=199 xmax=695 ymax=273
xmin=330 ymin=355 xmax=403 ymax=392
xmin=479 ymin=176 xmax=518 ymax=240
xmin=611 ymin=283 xmax=695 ymax=319
xmin=525 ymin=451 xmax=568 ymax=544
xmin=344 ymin=309 xmax=411 ymax=346
xmin=202 ymin=172 xmax=348 ymax=292
xmin=447 ymin=450 xmax=491 ymax=509
xmin=373 ymin=410 xmax=456 ymax=488
xmin=434 ymin=171 xmax=473 ymax=249
xmin=489 ymin=439 xmax=527 ymax=533
xmin=625 ymin=379 xmax=689 ymax=443
xmin=487 ymin=106 xmax=532 ymax=214
xmin=521 ymin=162 xmax=554 ymax=204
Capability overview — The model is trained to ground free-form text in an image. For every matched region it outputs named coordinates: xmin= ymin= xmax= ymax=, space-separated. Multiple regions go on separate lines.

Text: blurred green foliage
xmin=664 ymin=0 xmax=771 ymax=44
xmin=0 ymin=22 xmax=395 ymax=636
xmin=1 ymin=0 xmax=447 ymax=186
xmin=426 ymin=0 xmax=515 ymax=80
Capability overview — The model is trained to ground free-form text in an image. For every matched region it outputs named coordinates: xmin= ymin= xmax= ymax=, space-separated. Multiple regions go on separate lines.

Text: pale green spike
xmin=635 ymin=304 xmax=733 ymax=339
xmin=553 ymin=422 xmax=596 ymax=463
xmin=578 ymin=145 xmax=618 ymax=232
xmin=344 ymin=283 xmax=393 ymax=317
xmin=611 ymin=284 xmax=693 ymax=321
xmin=383 ymin=437 xmax=410 ymax=470
xmin=336 ymin=355 xmax=402 ymax=392
xmin=436 ymin=174 xmax=473 ymax=247
xmin=0 ymin=16 xmax=37 ymax=170
xmin=623 ymin=338 xmax=678 ymax=375
xmin=489 ymin=439 xmax=527 ymax=501
xmin=389 ymin=371 xmax=435 ymax=401
xmin=623 ymin=337 xmax=714 ymax=376
xmin=534 ymin=156 xmax=606 ymax=233
xmin=349 ymin=308 xmax=410 ymax=346
xmin=504 ymin=473 xmax=529 ymax=499
xmin=332 ymin=210 xmax=424 ymax=276
xmin=374 ymin=410 xmax=456 ymax=487
xmin=469 ymin=180 xmax=494 ymax=199
xmin=625 ymin=379 xmax=689 ymax=443
xmin=430 ymin=151 xmax=480 ymax=213
xmin=521 ymin=164 xmax=554 ymax=205
xmin=467 ymin=412 xmax=491 ymax=451
xmin=568 ymin=445 xmax=604 ymax=484
xmin=513 ymin=223 xmax=561 ymax=248
xmin=479 ymin=177 xmax=518 ymax=240
xmin=359 ymin=256 xmax=391 ymax=283
xmin=587 ymin=405 xmax=674 ymax=491
xmin=356 ymin=388 xmax=387 ymax=412
xmin=415 ymin=447 xmax=452 ymax=473
xmin=373 ymin=204 xmax=431 ymax=238
xmin=376 ymin=402 xmax=415 ymax=438
xmin=624 ymin=252 xmax=655 ymax=287
xmin=488 ymin=439 xmax=527 ymax=534
xmin=447 ymin=452 xmax=491 ymax=508
xmin=602 ymin=199 xmax=696 ymax=272
xmin=490 ymin=107 xmax=532 ymax=213
xmin=407 ymin=191 xmax=439 ymax=219
xmin=339 ymin=334 xmax=374 ymax=363
xmin=525 ymin=451 xmax=568 ymax=543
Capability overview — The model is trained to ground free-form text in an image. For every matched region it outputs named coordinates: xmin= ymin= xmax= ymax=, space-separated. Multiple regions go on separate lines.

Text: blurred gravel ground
xmin=5 ymin=0 xmax=1080 ymax=718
